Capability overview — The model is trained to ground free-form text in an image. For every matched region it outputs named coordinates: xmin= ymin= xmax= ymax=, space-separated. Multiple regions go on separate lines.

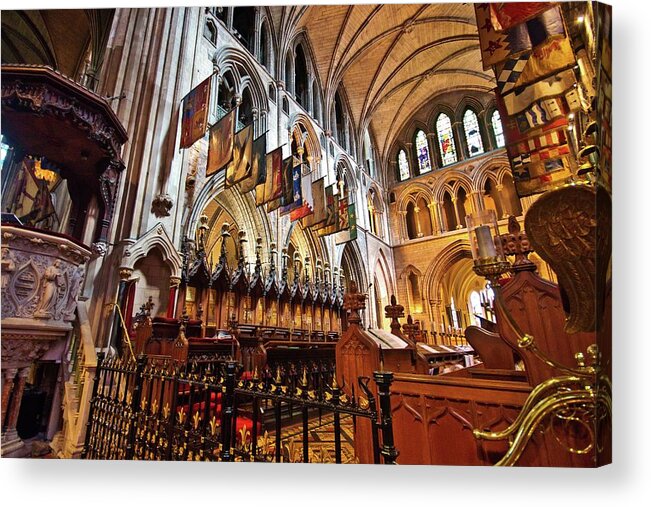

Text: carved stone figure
xmin=62 ymin=265 xmax=86 ymax=321
xmin=34 ymin=260 xmax=64 ymax=319
xmin=1 ymin=247 xmax=16 ymax=290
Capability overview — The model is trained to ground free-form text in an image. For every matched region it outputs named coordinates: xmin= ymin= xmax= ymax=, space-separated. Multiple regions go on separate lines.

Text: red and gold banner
xmin=180 ymin=75 xmax=211 ymax=149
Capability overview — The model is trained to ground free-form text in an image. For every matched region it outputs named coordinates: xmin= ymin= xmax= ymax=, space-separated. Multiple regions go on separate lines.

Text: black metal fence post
xmin=220 ymin=361 xmax=237 ymax=461
xmin=125 ymin=354 xmax=147 ymax=460
xmin=81 ymin=351 xmax=105 ymax=459
xmin=373 ymin=371 xmax=399 ymax=464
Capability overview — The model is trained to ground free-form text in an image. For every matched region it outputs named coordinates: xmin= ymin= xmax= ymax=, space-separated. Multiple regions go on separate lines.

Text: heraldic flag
xmin=239 ymin=134 xmax=267 ymax=193
xmin=258 ymin=146 xmax=283 ymax=206
xmin=225 ymin=124 xmax=253 ymax=188
xmin=206 ymin=108 xmax=236 ymax=176
xmin=180 ymin=75 xmax=211 ymax=149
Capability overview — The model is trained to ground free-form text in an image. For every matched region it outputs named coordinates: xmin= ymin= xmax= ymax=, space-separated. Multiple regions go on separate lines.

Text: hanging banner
xmin=180 ymin=75 xmax=211 ymax=149
xmin=303 ymin=176 xmax=326 ymax=228
xmin=258 ymin=146 xmax=283 ymax=206
xmin=206 ymin=108 xmax=236 ymax=176
xmin=225 ymin=124 xmax=253 ymax=188
xmin=475 ymin=4 xmax=565 ymax=71
xmin=239 ymin=133 xmax=267 ymax=193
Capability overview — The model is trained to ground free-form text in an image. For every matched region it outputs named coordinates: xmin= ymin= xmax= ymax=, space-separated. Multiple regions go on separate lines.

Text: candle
xmin=475 ymin=225 xmax=497 ymax=259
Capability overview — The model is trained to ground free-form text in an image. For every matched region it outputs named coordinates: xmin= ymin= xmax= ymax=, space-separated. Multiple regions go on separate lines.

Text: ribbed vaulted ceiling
xmin=274 ymin=3 xmax=495 ymax=164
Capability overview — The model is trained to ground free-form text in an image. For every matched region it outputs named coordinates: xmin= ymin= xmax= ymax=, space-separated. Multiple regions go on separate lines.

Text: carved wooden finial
xmin=500 ymin=216 xmax=535 ymax=272
xmin=385 ymin=295 xmax=405 ymax=338
xmin=402 ymin=314 xmax=420 ymax=343
xmin=343 ymin=280 xmax=367 ymax=325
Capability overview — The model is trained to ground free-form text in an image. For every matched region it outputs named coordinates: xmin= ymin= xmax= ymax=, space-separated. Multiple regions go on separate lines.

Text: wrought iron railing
xmin=82 ymin=354 xmax=398 ymax=464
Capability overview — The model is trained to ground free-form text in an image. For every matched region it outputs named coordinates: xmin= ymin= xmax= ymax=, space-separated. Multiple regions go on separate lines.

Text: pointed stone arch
xmin=213 ymin=46 xmax=268 ymax=114
xmin=121 ymin=223 xmax=183 ymax=278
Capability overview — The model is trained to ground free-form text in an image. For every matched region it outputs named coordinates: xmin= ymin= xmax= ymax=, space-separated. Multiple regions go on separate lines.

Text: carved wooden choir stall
xmin=129 ymin=219 xmax=345 ymax=379
xmin=336 ymin=183 xmax=611 ymax=466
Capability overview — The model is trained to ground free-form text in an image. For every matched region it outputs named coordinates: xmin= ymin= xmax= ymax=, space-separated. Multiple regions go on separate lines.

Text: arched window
xmin=239 ymin=87 xmax=253 ymax=127
xmin=463 ymin=109 xmax=484 ymax=157
xmin=414 ymin=130 xmax=432 ymax=174
xmin=483 ymin=179 xmax=502 ymax=218
xmin=232 ymin=7 xmax=255 ymax=54
xmin=491 ymin=109 xmax=505 ymax=148
xmin=312 ymin=80 xmax=320 ymax=123
xmin=469 ymin=291 xmax=482 ymax=326
xmin=216 ymin=71 xmax=236 ymax=121
xmin=442 ymin=190 xmax=456 ymax=231
xmin=456 ymin=187 xmax=469 ymax=229
xmin=335 ymin=162 xmax=349 ymax=199
xmin=259 ymin=20 xmax=271 ymax=71
xmin=408 ymin=272 xmax=422 ymax=313
xmin=210 ymin=7 xmax=227 ymax=25
xmin=294 ymin=44 xmax=309 ymax=108
xmin=397 ymin=149 xmax=409 ymax=181
xmin=367 ymin=187 xmax=383 ymax=238
xmin=436 ymin=114 xmax=457 ymax=166
xmin=334 ymin=90 xmax=345 ymax=146
xmin=416 ymin=196 xmax=433 ymax=237
xmin=285 ymin=52 xmax=293 ymax=92
xmin=363 ymin=129 xmax=375 ymax=177
xmin=501 ymin=173 xmax=523 ymax=216
xmin=204 ymin=19 xmax=217 ymax=45
xmin=406 ymin=202 xmax=418 ymax=240
xmin=450 ymin=296 xmax=460 ymax=329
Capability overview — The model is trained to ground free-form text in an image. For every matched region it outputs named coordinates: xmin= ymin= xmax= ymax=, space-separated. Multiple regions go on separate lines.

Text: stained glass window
xmin=398 ymin=149 xmax=410 ymax=181
xmin=414 ymin=130 xmax=432 ymax=174
xmin=463 ymin=109 xmax=484 ymax=157
xmin=491 ymin=109 xmax=505 ymax=148
xmin=436 ymin=114 xmax=457 ymax=166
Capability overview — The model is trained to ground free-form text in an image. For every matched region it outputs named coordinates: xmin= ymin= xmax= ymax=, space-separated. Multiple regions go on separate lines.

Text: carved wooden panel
xmin=497 ymin=271 xmax=596 ymax=386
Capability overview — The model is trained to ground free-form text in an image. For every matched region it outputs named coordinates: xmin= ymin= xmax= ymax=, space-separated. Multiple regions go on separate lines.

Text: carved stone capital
xmin=151 ymin=193 xmax=174 ymax=218
xmin=91 ymin=241 xmax=109 ymax=257
xmin=118 ymin=267 xmax=133 ymax=281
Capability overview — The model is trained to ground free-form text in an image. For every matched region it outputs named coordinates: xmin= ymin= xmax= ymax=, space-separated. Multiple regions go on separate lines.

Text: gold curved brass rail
xmin=489 ymin=390 xmax=596 ymax=466
xmin=471 ymin=281 xmax=611 ymax=466
xmin=104 ymin=302 xmax=137 ymax=362
xmin=472 ymin=375 xmax=585 ymax=442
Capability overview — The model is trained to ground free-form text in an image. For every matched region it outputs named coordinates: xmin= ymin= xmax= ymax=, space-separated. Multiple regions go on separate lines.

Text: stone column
xmin=397 ymin=210 xmax=408 ymax=240
xmin=427 ymin=132 xmax=440 ymax=169
xmin=404 ymin=142 xmax=414 ymax=176
xmin=453 ymin=121 xmax=466 ymax=161
xmin=1 ymin=367 xmax=30 ymax=456
xmin=251 ymin=107 xmax=259 ymax=137
xmin=437 ymin=201 xmax=448 ymax=233
xmin=260 ymin=110 xmax=268 ymax=134
xmin=1 ymin=368 xmax=17 ymax=428
xmin=390 ymin=160 xmax=399 ymax=183
xmin=414 ymin=206 xmax=424 ymax=237
xmin=495 ymin=183 xmax=508 ymax=218
xmin=470 ymin=190 xmax=483 ymax=213
xmin=451 ymin=197 xmax=463 ymax=229
xmin=427 ymin=201 xmax=440 ymax=235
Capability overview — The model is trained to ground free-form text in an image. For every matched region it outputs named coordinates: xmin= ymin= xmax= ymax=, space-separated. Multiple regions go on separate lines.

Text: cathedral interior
xmin=0 ymin=1 xmax=622 ymax=497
